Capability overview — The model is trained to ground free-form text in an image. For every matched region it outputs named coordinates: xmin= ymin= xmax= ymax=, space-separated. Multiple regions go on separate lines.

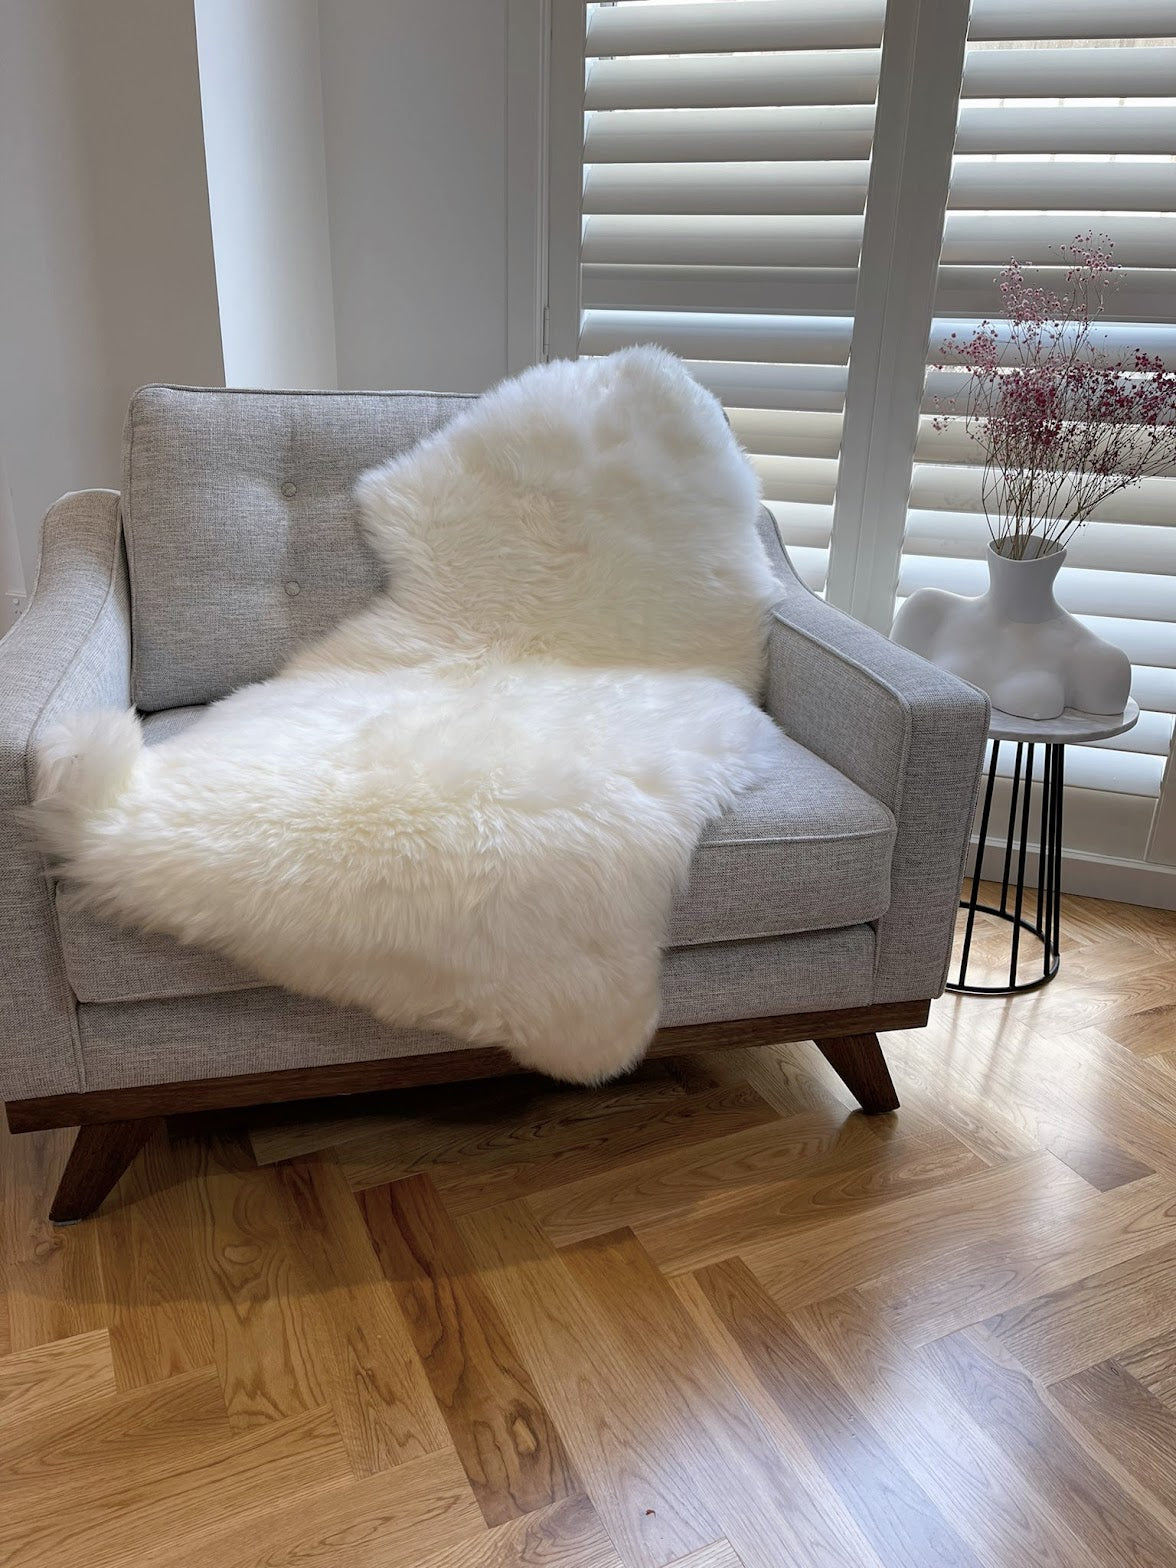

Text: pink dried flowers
xmin=933 ymin=234 xmax=1176 ymax=560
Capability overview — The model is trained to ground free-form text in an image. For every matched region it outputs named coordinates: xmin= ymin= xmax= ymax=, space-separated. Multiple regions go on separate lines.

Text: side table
xmin=949 ymin=700 xmax=1139 ymax=995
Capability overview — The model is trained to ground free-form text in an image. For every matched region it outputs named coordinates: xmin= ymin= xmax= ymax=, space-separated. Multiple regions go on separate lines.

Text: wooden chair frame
xmin=5 ymin=999 xmax=921 ymax=1223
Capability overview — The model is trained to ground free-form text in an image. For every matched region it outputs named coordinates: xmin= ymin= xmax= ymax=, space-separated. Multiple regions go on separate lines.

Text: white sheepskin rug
xmin=34 ymin=348 xmax=785 ymax=1082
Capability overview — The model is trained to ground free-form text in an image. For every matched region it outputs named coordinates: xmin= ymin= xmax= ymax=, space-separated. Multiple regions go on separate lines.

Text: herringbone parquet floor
xmin=5 ymin=890 xmax=1176 ymax=1567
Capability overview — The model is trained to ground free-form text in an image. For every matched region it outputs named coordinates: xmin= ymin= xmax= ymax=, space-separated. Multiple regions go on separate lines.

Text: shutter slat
xmin=983 ymin=749 xmax=1163 ymax=801
xmin=729 ymin=408 xmax=843 ymax=458
xmin=916 ymin=418 xmax=1176 ymax=479
xmin=582 ymin=263 xmax=859 ymax=316
xmin=933 ymin=318 xmax=1176 ymax=369
xmin=935 ymin=266 xmax=1176 ymax=324
xmin=782 ymin=545 xmax=830 ymax=592
xmin=924 ymin=362 xmax=1176 ymax=412
xmin=962 ymin=45 xmax=1176 ymax=98
xmin=899 ymin=553 xmax=1176 ymax=624
xmin=762 ymin=499 xmax=837 ymax=547
xmin=584 ymin=107 xmax=876 ymax=163
xmin=1131 ymin=665 xmax=1176 ymax=714
xmin=585 ymin=1 xmax=885 ymax=58
xmin=581 ymin=310 xmax=853 ymax=363
xmin=683 ymin=360 xmax=849 ymax=413
xmin=1087 ymin=711 xmax=1174 ymax=755
xmin=585 ymin=50 xmax=879 ymax=111
xmin=1025 ymin=746 xmax=1164 ymax=796
xmin=583 ymin=161 xmax=870 ymax=216
xmin=909 ymin=464 xmax=1176 ymax=527
xmin=940 ymin=213 xmax=1176 ymax=270
xmin=904 ymin=510 xmax=1176 ymax=576
xmin=588 ymin=106 xmax=1176 ymax=165
xmin=955 ymin=105 xmax=1176 ymax=156
xmin=751 ymin=453 xmax=839 ymax=505
xmin=949 ymin=162 xmax=1176 ymax=214
xmin=582 ymin=214 xmax=865 ymax=268
xmin=1076 ymin=614 xmax=1176 ymax=669
xmin=968 ymin=0 xmax=1176 ymax=42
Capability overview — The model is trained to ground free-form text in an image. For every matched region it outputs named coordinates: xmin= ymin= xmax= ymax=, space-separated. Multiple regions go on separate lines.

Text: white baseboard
xmin=972 ymin=838 xmax=1176 ymax=911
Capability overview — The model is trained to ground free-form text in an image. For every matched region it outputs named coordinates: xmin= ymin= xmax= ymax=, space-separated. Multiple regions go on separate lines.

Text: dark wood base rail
xmin=7 ymin=998 xmax=925 ymax=1221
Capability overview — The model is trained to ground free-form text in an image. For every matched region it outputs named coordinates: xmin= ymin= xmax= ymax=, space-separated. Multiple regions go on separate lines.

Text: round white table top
xmin=988 ymin=698 xmax=1139 ymax=745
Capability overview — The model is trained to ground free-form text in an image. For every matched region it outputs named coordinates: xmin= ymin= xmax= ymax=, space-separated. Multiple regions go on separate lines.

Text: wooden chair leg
xmin=49 ymin=1119 xmax=157 ymax=1224
xmin=815 ymin=1033 xmax=900 ymax=1114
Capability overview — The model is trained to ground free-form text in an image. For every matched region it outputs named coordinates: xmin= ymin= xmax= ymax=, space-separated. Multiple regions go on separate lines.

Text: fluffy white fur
xmin=34 ymin=349 xmax=784 ymax=1082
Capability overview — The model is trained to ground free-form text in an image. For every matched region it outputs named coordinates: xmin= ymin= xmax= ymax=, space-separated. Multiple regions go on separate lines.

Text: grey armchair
xmin=1 ymin=386 xmax=990 ymax=1220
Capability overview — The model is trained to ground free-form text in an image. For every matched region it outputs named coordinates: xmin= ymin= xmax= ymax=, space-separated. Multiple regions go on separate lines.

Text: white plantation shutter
xmin=896 ymin=2 xmax=1176 ymax=829
xmin=578 ymin=0 xmax=886 ymax=592
xmin=553 ymin=0 xmax=1176 ymax=887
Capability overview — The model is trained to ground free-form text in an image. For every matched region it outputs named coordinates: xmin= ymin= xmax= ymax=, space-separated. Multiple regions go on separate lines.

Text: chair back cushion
xmin=122 ymin=385 xmax=474 ymax=711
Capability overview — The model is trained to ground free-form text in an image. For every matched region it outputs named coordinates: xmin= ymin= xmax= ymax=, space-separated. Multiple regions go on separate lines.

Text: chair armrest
xmin=0 ymin=489 xmax=130 ymax=1099
xmin=765 ymin=552 xmax=990 ymax=1003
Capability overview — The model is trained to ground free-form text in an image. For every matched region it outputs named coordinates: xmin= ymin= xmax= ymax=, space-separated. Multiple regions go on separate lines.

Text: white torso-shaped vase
xmin=891 ymin=535 xmax=1132 ymax=722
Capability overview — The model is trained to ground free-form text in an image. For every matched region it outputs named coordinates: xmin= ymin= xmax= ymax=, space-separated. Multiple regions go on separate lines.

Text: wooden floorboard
xmin=4 ymin=891 xmax=1176 ymax=1565
xmin=690 ymin=1257 xmax=982 ymax=1567
xmin=360 ymin=1172 xmax=581 ymax=1524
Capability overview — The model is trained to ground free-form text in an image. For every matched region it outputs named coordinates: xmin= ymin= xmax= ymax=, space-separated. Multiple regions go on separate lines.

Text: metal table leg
xmin=948 ymin=740 xmax=1063 ymax=995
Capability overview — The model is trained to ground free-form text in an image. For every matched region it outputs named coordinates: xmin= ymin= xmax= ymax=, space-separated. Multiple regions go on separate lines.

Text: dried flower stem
xmin=933 ymin=235 xmax=1176 ymax=560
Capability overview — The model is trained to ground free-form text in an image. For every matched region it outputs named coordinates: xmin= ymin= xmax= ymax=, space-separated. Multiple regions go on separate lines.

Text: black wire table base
xmin=948 ymin=738 xmax=1065 ymax=996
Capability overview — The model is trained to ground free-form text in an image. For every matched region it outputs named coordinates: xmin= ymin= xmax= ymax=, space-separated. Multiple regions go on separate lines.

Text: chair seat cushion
xmin=669 ymin=735 xmax=895 ymax=945
xmin=57 ymin=706 xmax=895 ymax=1005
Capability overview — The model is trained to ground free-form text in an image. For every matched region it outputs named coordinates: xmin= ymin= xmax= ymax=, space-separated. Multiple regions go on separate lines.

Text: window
xmin=898 ymin=6 xmax=1176 ymax=864
xmin=551 ymin=0 xmax=1176 ymax=892
xmin=575 ymin=0 xmax=886 ymax=593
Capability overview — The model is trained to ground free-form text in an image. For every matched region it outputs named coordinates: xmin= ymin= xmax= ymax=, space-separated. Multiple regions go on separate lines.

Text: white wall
xmin=0 ymin=0 xmax=223 ymax=602
xmin=0 ymin=452 xmax=22 ymax=625
xmin=0 ymin=0 xmax=534 ymax=630
xmin=195 ymin=0 xmax=338 ymax=389
xmin=318 ymin=0 xmax=511 ymax=394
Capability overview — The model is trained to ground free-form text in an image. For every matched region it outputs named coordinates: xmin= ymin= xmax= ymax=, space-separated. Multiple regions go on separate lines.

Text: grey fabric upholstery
xmin=673 ymin=742 xmax=894 ymax=946
xmin=761 ymin=534 xmax=991 ymax=1002
xmin=57 ymin=892 xmax=261 ymax=1006
xmin=0 ymin=491 xmax=130 ymax=1098
xmin=75 ymin=926 xmax=876 ymax=1092
xmin=123 ymin=386 xmax=474 ymax=711
xmin=0 ymin=384 xmax=988 ymax=1103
